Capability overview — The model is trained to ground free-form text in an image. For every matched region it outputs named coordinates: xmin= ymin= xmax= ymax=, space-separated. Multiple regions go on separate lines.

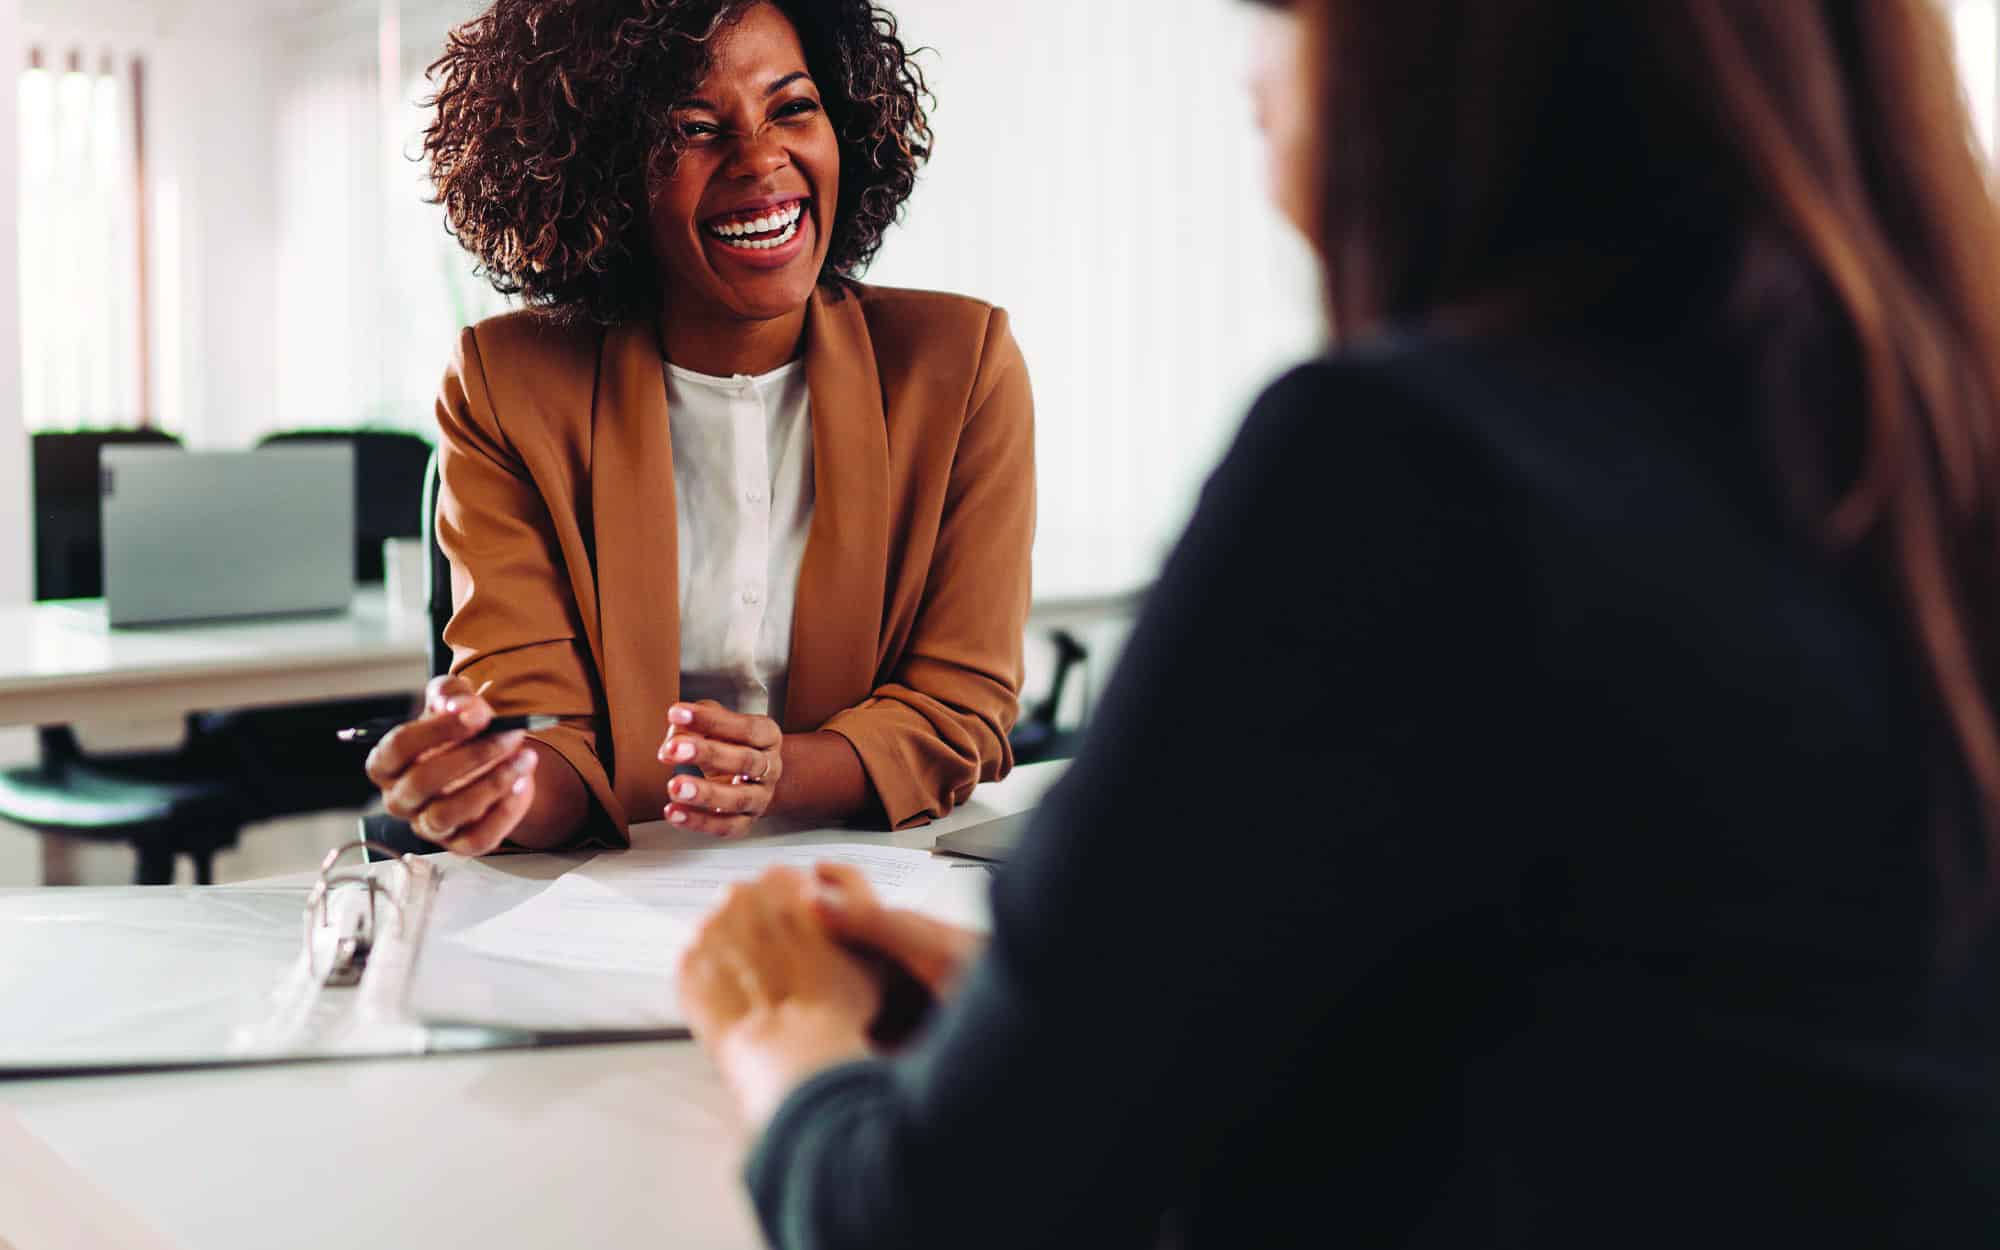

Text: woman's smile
xmin=701 ymin=195 xmax=816 ymax=270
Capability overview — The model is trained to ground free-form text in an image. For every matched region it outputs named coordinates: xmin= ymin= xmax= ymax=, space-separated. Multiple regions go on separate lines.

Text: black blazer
xmin=747 ymin=333 xmax=2000 ymax=1249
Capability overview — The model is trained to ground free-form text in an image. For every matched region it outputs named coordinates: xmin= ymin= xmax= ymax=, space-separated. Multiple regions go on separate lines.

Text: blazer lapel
xmin=591 ymin=321 xmax=681 ymax=820
xmin=784 ymin=288 xmax=891 ymax=731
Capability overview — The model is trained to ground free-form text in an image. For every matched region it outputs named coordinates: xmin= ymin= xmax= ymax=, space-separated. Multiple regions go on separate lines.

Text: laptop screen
xmin=98 ymin=446 xmax=355 ymax=626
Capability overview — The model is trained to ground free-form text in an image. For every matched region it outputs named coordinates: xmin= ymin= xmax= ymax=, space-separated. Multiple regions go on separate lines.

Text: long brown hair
xmin=1302 ymin=1 xmax=2000 ymax=908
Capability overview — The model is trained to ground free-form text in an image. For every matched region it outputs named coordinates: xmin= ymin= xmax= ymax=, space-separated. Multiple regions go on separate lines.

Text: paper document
xmin=409 ymin=844 xmax=965 ymax=1034
xmin=443 ymin=844 xmax=939 ymax=978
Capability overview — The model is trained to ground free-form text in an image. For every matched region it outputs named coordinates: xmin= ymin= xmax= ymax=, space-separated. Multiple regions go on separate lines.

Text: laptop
xmin=931 ymin=810 xmax=1035 ymax=863
xmin=93 ymin=446 xmax=355 ymax=627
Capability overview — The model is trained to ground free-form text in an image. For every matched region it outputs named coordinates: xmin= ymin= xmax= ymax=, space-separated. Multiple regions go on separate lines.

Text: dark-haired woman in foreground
xmin=681 ymin=1 xmax=2000 ymax=1244
xmin=362 ymin=1 xmax=1033 ymax=851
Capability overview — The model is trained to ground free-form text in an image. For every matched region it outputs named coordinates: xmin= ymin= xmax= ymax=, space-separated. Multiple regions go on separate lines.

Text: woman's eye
xmin=679 ymin=121 xmax=720 ymax=140
xmin=777 ymin=99 xmax=819 ymax=119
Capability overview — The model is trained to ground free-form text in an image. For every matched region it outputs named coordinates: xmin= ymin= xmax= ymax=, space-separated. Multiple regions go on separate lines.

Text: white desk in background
xmin=1027 ymin=583 xmax=1147 ymax=632
xmin=0 ymin=763 xmax=1066 ymax=1250
xmin=0 ymin=580 xmax=1143 ymax=734
xmin=0 ymin=589 xmax=431 ymax=729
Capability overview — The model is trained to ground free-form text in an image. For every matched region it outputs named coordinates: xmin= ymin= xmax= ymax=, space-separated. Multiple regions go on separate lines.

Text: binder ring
xmin=317 ymin=839 xmax=416 ymax=879
xmin=302 ymin=839 xmax=419 ymax=986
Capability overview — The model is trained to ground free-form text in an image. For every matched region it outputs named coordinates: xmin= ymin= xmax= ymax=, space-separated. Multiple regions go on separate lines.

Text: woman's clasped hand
xmin=658 ymin=700 xmax=787 ymax=837
xmin=680 ymin=861 xmax=985 ymax=1125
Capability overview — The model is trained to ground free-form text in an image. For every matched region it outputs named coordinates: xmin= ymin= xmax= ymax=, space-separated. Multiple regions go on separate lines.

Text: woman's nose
xmin=725 ymin=131 xmax=790 ymax=181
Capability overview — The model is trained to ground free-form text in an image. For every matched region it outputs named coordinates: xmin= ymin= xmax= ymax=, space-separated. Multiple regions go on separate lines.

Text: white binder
xmin=0 ymin=840 xmax=533 ymax=1075
xmin=0 ymin=834 xmax=976 ymax=1076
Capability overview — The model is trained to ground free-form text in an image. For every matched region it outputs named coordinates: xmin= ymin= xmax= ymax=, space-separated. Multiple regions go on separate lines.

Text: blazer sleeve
xmin=821 ymin=312 xmax=1036 ymax=828
xmin=433 ymin=326 xmax=627 ymax=843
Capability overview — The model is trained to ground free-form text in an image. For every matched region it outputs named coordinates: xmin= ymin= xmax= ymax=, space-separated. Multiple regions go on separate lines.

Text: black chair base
xmin=1008 ymin=724 xmax=1084 ymax=766
xmin=196 ymin=697 xmax=412 ymax=822
xmin=1009 ymin=628 xmax=1092 ymax=766
xmin=134 ymin=842 xmax=215 ymax=887
xmin=0 ymin=751 xmax=244 ymax=886
xmin=4 ymin=821 xmax=235 ymax=885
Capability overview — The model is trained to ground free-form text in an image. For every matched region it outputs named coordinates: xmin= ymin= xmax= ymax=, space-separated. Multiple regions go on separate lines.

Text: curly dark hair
xmin=422 ymin=0 xmax=933 ymax=325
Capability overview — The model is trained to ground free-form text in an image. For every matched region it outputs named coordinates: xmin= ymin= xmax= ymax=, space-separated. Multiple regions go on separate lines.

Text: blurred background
xmin=0 ymin=0 xmax=1994 ymax=883
xmin=12 ymin=0 xmax=1321 ymax=577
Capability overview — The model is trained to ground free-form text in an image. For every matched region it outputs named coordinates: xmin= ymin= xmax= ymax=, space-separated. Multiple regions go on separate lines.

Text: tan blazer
xmin=432 ymin=284 xmax=1035 ymax=840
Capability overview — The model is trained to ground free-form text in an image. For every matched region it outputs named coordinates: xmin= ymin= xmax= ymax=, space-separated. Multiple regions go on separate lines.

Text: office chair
xmin=258 ymin=430 xmax=434 ymax=582
xmin=0 ymin=431 xmax=249 ymax=884
xmin=1008 ymin=629 xmax=1090 ymax=765
xmin=197 ymin=430 xmax=433 ymax=822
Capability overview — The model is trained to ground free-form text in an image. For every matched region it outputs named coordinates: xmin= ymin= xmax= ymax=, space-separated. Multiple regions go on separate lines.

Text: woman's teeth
xmin=706 ymin=202 xmax=805 ymax=250
xmin=728 ymin=218 xmax=799 ymax=250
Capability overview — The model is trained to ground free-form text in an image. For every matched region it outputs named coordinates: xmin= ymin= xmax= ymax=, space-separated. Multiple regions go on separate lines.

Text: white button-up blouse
xmin=663 ymin=358 xmax=815 ymax=720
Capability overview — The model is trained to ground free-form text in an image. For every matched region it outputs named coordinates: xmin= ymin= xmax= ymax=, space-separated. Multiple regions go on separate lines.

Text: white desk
xmin=0 ymin=763 xmax=1066 ymax=1250
xmin=0 ymin=589 xmax=432 ymax=729
xmin=0 ymin=584 xmax=1137 ymax=734
xmin=1026 ymin=584 xmax=1147 ymax=632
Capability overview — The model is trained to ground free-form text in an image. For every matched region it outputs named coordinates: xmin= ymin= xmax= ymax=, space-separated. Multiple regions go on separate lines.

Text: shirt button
xmin=741 ymin=588 xmax=762 ymax=606
xmin=745 ymin=486 xmax=766 ymax=504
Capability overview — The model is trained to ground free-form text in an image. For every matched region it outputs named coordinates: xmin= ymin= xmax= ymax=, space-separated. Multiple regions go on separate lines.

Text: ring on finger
xmin=736 ymin=751 xmax=772 ymax=785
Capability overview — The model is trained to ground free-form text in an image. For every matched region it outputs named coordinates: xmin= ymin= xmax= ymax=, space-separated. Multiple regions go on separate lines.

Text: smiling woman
xmin=364 ymin=0 xmax=1035 ymax=856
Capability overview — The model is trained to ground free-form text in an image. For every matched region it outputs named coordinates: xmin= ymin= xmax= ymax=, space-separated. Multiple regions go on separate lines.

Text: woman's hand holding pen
xmin=364 ymin=675 xmax=539 ymax=855
xmin=658 ymin=700 xmax=786 ymax=837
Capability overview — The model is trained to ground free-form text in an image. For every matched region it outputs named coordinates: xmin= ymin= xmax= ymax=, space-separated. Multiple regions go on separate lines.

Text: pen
xmin=335 ymin=713 xmax=559 ymax=744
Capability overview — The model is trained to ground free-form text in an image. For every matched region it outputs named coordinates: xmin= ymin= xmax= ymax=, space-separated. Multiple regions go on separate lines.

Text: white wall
xmin=272 ymin=8 xmax=504 ymax=438
xmin=21 ymin=10 xmax=282 ymax=449
xmin=143 ymin=31 xmax=281 ymax=446
xmin=867 ymin=0 xmax=1323 ymax=593
xmin=19 ymin=1 xmax=476 ymax=456
xmin=0 ymin=0 xmax=26 ymax=606
xmin=1953 ymin=0 xmax=2000 ymax=157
